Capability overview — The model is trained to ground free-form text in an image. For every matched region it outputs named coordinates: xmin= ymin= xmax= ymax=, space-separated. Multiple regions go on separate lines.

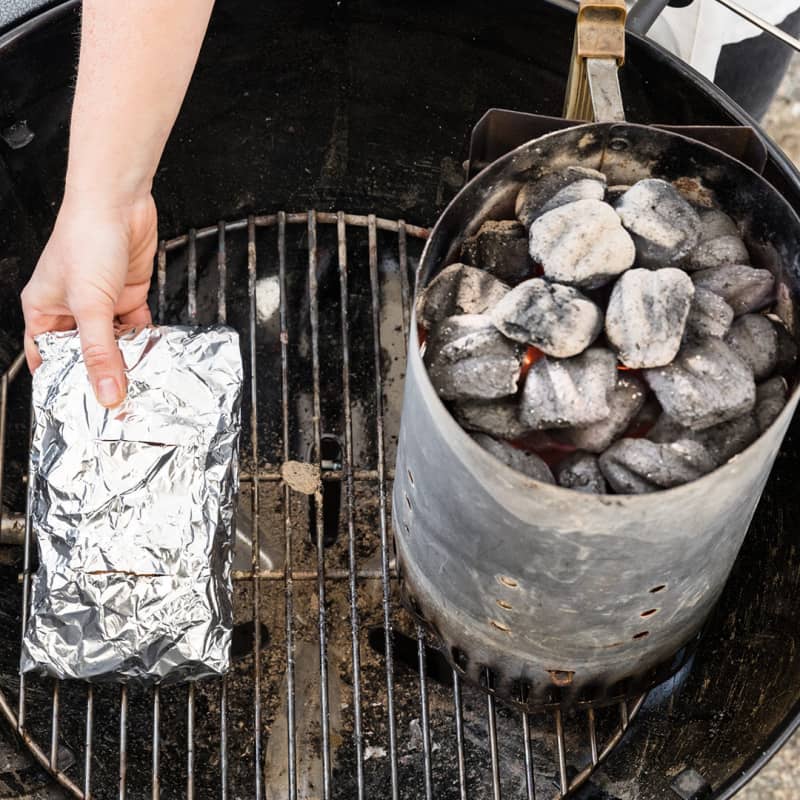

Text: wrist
xmin=61 ymin=176 xmax=153 ymax=215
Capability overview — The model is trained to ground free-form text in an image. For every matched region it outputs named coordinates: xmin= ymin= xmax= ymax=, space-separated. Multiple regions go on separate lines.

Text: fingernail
xmin=96 ymin=377 xmax=122 ymax=407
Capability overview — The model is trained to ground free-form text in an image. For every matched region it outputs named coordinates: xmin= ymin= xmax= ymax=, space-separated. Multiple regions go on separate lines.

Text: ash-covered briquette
xmin=769 ymin=313 xmax=800 ymax=372
xmin=649 ymin=411 xmax=759 ymax=467
xmin=599 ymin=438 xmax=716 ymax=494
xmin=555 ymin=452 xmax=607 ymax=494
xmin=460 ymin=220 xmax=533 ymax=285
xmin=615 ymin=179 xmax=702 ymax=268
xmin=644 ymin=337 xmax=756 ymax=430
xmin=489 ymin=278 xmax=602 ymax=358
xmin=725 ymin=314 xmax=780 ymax=380
xmin=471 ymin=434 xmax=554 ymax=483
xmin=684 ymin=287 xmax=735 ymax=340
xmin=451 ymin=397 xmax=531 ymax=439
xmin=515 ymin=166 xmax=607 ymax=228
xmin=424 ymin=314 xmax=523 ymax=401
xmin=528 ymin=199 xmax=636 ymax=288
xmin=562 ymin=373 xmax=647 ymax=453
xmin=756 ymin=376 xmax=788 ymax=432
xmin=416 ymin=263 xmax=509 ymax=329
xmin=605 ymin=268 xmax=694 ymax=368
xmin=692 ymin=264 xmax=775 ymax=316
xmin=420 ymin=163 xmax=795 ymax=495
xmin=685 ymin=208 xmax=749 ymax=270
xmin=519 ymin=347 xmax=617 ymax=429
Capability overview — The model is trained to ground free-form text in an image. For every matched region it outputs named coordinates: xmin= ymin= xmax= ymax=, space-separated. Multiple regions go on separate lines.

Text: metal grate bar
xmin=555 ymin=708 xmax=568 ymax=796
xmin=308 ymin=210 xmax=333 ymax=799
xmin=218 ymin=222 xmax=227 ymax=324
xmin=0 ymin=367 xmax=9 ymax=539
xmin=247 ymin=217 xmax=262 ymax=800
xmin=397 ymin=220 xmax=412 ymax=347
xmin=85 ymin=686 xmax=94 ymax=800
xmin=452 ymin=671 xmax=468 ymax=800
xmin=369 ymin=213 xmax=400 ymax=799
xmin=416 ymin=625 xmax=434 ymax=800
xmin=231 ymin=566 xmax=393 ymax=581
xmin=187 ymin=683 xmax=196 ymax=800
xmin=119 ymin=686 xmax=128 ymax=800
xmin=162 ymin=213 xmax=429 ymax=252
xmin=247 ymin=215 xmax=264 ymax=800
xmin=220 ymin=678 xmax=229 ymax=800
xmin=486 ymin=681 xmax=501 ymax=800
xmin=521 ymin=712 xmax=535 ymax=800
xmin=188 ymin=229 xmax=198 ymax=324
xmin=278 ymin=211 xmax=299 ymax=800
xmin=620 ymin=700 xmax=629 ymax=730
xmin=157 ymin=242 xmax=167 ymax=324
xmin=18 ymin=397 xmax=34 ymax=730
xmin=337 ymin=211 xmax=366 ymax=798
xmin=49 ymin=681 xmax=59 ymax=769
xmin=588 ymin=708 xmax=599 ymax=766
xmin=217 ymin=221 xmax=230 ymax=800
xmin=152 ymin=687 xmax=160 ymax=800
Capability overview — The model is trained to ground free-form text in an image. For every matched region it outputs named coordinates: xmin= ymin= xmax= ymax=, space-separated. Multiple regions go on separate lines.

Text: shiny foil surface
xmin=20 ymin=325 xmax=243 ymax=684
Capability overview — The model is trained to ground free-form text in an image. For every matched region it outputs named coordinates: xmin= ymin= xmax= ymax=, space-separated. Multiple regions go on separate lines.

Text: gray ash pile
xmin=418 ymin=170 xmax=797 ymax=494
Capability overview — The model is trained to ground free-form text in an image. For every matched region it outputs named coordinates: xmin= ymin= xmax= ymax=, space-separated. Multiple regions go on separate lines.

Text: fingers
xmin=118 ymin=302 xmax=152 ymax=329
xmin=74 ymin=307 xmax=127 ymax=408
xmin=24 ymin=331 xmax=42 ymax=374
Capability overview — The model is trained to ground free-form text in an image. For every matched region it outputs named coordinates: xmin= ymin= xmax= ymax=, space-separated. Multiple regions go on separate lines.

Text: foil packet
xmin=20 ymin=325 xmax=243 ymax=684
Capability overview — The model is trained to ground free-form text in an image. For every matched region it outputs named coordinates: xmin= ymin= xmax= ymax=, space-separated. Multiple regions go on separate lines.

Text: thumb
xmin=74 ymin=306 xmax=127 ymax=407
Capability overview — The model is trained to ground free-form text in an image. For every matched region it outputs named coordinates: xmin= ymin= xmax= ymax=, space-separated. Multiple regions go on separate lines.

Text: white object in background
xmin=648 ymin=1 xmax=800 ymax=79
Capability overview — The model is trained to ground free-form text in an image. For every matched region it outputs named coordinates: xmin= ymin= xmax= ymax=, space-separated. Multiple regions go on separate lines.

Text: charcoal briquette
xmin=472 ymin=434 xmax=554 ymax=483
xmin=605 ymin=268 xmax=694 ymax=368
xmin=528 ymin=199 xmax=636 ymax=288
xmin=599 ymin=438 xmax=716 ymax=494
xmin=725 ymin=314 xmax=779 ymax=380
xmin=516 ymin=166 xmax=607 ymax=228
xmin=684 ymin=287 xmax=734 ymax=340
xmin=460 ymin=220 xmax=533 ymax=285
xmin=416 ymin=263 xmax=509 ymax=329
xmin=555 ymin=452 xmax=607 ymax=494
xmin=424 ymin=315 xmax=523 ymax=401
xmin=489 ymin=277 xmax=602 ymax=358
xmin=644 ymin=338 xmax=756 ymax=430
xmin=649 ymin=411 xmax=759 ymax=466
xmin=519 ymin=347 xmax=617 ymax=429
xmin=755 ymin=376 xmax=789 ymax=432
xmin=692 ymin=264 xmax=775 ymax=316
xmin=685 ymin=208 xmax=749 ymax=270
xmin=452 ymin=397 xmax=531 ymax=439
xmin=615 ymin=178 xmax=701 ymax=268
xmin=562 ymin=373 xmax=647 ymax=453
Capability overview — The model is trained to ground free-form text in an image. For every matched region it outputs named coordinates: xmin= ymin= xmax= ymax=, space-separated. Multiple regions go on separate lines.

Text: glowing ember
xmin=520 ymin=346 xmax=544 ymax=378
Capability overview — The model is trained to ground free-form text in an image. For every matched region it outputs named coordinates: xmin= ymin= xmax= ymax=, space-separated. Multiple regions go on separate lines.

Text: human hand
xmin=21 ymin=191 xmax=157 ymax=407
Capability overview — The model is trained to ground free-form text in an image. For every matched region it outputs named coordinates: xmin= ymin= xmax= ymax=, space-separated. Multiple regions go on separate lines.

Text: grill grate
xmin=0 ymin=210 xmax=643 ymax=800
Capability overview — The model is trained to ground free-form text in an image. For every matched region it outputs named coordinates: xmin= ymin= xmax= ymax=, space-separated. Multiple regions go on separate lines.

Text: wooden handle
xmin=576 ymin=0 xmax=626 ymax=65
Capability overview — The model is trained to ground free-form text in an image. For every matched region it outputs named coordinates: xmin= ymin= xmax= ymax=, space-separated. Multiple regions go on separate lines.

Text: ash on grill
xmin=418 ymin=170 xmax=797 ymax=493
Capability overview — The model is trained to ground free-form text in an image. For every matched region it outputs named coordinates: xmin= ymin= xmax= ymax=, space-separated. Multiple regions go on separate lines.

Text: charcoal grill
xmin=3 ymin=2 xmax=800 ymax=799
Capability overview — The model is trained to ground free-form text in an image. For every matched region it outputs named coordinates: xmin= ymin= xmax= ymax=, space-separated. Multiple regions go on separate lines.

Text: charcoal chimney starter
xmin=393 ymin=122 xmax=800 ymax=709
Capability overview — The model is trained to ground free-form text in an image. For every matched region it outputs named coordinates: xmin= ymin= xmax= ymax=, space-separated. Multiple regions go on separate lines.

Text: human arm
xmin=21 ymin=0 xmax=215 ymax=406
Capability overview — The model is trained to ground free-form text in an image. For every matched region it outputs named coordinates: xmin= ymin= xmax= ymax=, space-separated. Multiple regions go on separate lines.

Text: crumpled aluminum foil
xmin=20 ymin=325 xmax=243 ymax=684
